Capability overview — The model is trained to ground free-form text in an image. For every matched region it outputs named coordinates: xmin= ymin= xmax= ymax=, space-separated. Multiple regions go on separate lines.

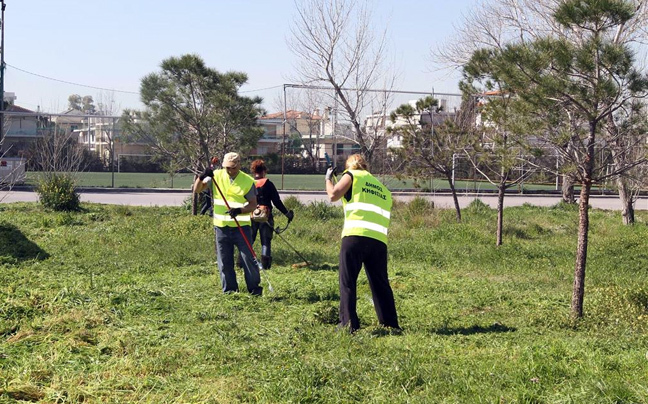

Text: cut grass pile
xmin=0 ymin=199 xmax=647 ymax=403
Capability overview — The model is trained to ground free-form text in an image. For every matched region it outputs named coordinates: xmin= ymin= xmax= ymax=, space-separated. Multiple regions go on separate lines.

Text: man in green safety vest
xmin=194 ymin=152 xmax=263 ymax=295
xmin=325 ymin=153 xmax=400 ymax=333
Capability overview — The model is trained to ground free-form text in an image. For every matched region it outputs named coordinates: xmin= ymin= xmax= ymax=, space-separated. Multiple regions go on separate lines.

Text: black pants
xmin=200 ymin=190 xmax=212 ymax=216
xmin=251 ymin=216 xmax=274 ymax=257
xmin=338 ymin=236 xmax=399 ymax=331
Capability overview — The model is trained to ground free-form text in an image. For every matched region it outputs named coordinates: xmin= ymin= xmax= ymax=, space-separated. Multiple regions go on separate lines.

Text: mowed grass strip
xmin=23 ymin=171 xmax=568 ymax=192
xmin=0 ymin=199 xmax=647 ymax=403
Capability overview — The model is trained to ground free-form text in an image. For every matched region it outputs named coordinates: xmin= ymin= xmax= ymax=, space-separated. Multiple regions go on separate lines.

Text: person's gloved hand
xmin=227 ymin=207 xmax=242 ymax=218
xmin=325 ymin=166 xmax=338 ymax=182
xmin=285 ymin=210 xmax=294 ymax=221
xmin=199 ymin=166 xmax=214 ymax=181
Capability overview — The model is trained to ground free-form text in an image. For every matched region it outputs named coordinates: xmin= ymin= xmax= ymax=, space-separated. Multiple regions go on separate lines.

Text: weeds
xmin=0 ymin=201 xmax=647 ymax=403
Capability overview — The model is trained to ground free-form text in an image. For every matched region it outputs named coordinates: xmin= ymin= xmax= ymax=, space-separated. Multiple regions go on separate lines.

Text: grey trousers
xmin=214 ymin=226 xmax=262 ymax=295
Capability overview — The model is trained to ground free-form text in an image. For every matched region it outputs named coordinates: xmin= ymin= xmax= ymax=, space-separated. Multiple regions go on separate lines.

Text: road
xmin=1 ymin=188 xmax=646 ymax=211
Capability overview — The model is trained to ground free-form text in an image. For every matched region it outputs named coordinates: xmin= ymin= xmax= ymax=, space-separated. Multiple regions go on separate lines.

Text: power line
xmin=8 ymin=63 xmax=286 ymax=96
xmin=239 ymin=84 xmax=284 ymax=93
xmin=6 ymin=63 xmax=140 ymax=94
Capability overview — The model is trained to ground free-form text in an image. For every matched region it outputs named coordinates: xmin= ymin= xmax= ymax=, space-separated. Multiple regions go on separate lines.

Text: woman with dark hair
xmin=245 ymin=159 xmax=294 ymax=269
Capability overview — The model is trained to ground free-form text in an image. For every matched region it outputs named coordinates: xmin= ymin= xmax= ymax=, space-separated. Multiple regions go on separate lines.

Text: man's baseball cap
xmin=222 ymin=152 xmax=241 ymax=168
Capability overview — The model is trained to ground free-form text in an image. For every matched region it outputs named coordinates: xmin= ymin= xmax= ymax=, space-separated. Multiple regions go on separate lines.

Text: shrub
xmin=282 ymin=195 xmax=304 ymax=211
xmin=307 ymin=200 xmax=343 ymax=221
xmin=407 ymin=196 xmax=434 ymax=213
xmin=392 ymin=196 xmax=440 ymax=229
xmin=551 ymin=200 xmax=580 ymax=211
xmin=36 ymin=174 xmax=81 ymax=211
xmin=466 ymin=198 xmax=491 ymax=213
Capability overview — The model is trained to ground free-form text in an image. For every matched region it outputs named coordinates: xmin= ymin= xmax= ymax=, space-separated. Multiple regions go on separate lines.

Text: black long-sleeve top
xmin=255 ymin=178 xmax=289 ymax=215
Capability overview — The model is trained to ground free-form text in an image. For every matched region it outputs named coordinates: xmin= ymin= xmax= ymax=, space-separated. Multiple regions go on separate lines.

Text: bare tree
xmin=31 ymin=119 xmax=87 ymax=211
xmin=33 ymin=121 xmax=86 ymax=177
xmin=0 ymin=113 xmax=21 ymax=202
xmin=95 ymin=92 xmax=121 ymax=175
xmin=604 ymin=101 xmax=648 ymax=224
xmin=288 ymin=0 xmax=397 ymax=166
xmin=434 ymin=0 xmax=648 ymax=67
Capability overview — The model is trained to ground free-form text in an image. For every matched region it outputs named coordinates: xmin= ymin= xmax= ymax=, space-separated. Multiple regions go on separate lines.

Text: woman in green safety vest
xmin=325 ymin=153 xmax=400 ymax=333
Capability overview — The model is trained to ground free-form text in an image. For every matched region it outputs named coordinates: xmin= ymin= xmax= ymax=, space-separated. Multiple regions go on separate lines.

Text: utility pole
xmin=0 ymin=0 xmax=6 ymax=153
xmin=281 ymin=84 xmax=287 ymax=189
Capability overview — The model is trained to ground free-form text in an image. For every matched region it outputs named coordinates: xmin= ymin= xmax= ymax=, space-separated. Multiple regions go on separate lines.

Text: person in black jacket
xmin=199 ymin=157 xmax=218 ymax=216
xmin=245 ymin=159 xmax=294 ymax=269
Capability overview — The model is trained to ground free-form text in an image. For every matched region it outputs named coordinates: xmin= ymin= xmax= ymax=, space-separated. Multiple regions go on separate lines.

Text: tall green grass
xmin=0 ymin=201 xmax=647 ymax=403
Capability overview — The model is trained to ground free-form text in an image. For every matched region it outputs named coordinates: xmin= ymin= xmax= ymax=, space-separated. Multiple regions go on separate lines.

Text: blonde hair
xmin=345 ymin=154 xmax=368 ymax=171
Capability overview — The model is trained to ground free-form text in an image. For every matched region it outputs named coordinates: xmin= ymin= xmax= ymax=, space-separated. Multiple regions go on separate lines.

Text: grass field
xmin=23 ymin=171 xmax=564 ymax=193
xmin=1 ymin=199 xmax=647 ymax=402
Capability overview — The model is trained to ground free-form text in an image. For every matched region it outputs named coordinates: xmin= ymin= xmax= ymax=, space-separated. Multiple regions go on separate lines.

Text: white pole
xmin=452 ymin=153 xmax=456 ymax=186
xmin=555 ymin=154 xmax=559 ymax=191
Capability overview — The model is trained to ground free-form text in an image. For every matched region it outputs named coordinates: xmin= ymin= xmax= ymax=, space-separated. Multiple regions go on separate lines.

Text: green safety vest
xmin=341 ymin=169 xmax=392 ymax=244
xmin=211 ymin=169 xmax=254 ymax=227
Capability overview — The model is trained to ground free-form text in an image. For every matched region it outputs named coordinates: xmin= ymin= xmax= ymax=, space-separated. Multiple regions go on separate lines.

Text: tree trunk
xmin=606 ymin=114 xmax=635 ymax=225
xmin=496 ymin=183 xmax=505 ymax=246
xmin=615 ymin=174 xmax=635 ymax=226
xmin=446 ymin=172 xmax=462 ymax=223
xmin=571 ymin=125 xmax=596 ymax=319
xmin=192 ymin=192 xmax=199 ymax=216
xmin=571 ymin=182 xmax=591 ymax=318
xmin=562 ymin=174 xmax=575 ymax=204
xmin=191 ymin=176 xmax=199 ymax=215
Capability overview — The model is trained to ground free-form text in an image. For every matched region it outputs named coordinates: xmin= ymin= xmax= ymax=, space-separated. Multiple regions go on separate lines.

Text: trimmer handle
xmin=324 ymin=152 xmax=332 ymax=168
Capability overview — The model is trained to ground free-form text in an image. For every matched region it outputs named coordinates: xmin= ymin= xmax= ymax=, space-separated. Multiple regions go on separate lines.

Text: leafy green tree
xmin=67 ymin=94 xmax=82 ymax=111
xmin=121 ymin=54 xmax=264 ymax=193
xmin=462 ymin=0 xmax=648 ymax=317
xmin=81 ymin=96 xmax=96 ymax=114
xmin=388 ymin=96 xmax=475 ymax=223
xmin=67 ymin=94 xmax=96 ymax=114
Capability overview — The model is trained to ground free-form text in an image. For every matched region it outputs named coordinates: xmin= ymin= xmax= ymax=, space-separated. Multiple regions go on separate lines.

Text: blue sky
xmin=6 ymin=0 xmax=476 ymax=114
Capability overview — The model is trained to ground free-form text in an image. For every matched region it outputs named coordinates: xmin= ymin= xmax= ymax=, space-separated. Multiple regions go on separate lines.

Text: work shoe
xmin=335 ymin=323 xmax=358 ymax=335
xmin=382 ymin=325 xmax=404 ymax=335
